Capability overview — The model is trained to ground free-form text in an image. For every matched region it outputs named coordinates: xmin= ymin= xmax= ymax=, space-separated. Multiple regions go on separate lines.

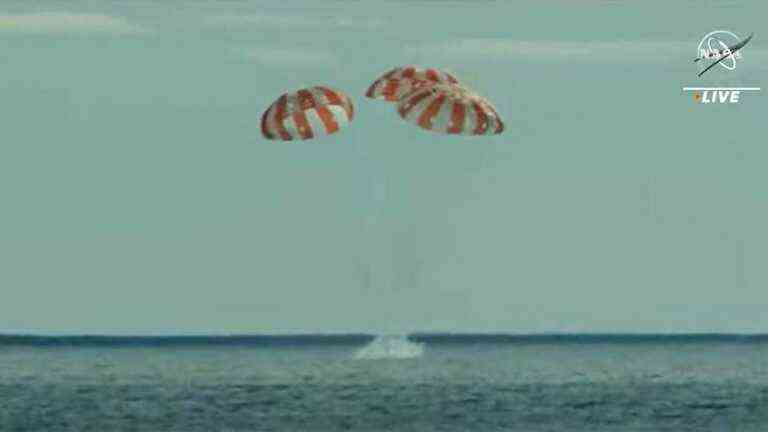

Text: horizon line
xmin=3 ymin=332 xmax=767 ymax=347
xmin=2 ymin=331 xmax=767 ymax=337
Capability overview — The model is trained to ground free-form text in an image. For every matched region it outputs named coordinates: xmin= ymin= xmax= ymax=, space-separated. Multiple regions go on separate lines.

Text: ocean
xmin=1 ymin=334 xmax=767 ymax=431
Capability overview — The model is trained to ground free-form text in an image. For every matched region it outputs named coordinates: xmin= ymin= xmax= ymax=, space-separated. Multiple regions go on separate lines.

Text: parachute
xmin=397 ymin=82 xmax=504 ymax=135
xmin=261 ymin=86 xmax=354 ymax=140
xmin=258 ymin=68 xmax=504 ymax=140
xmin=365 ymin=66 xmax=460 ymax=102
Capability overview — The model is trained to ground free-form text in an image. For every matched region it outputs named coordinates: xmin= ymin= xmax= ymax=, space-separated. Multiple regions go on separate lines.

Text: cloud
xmin=405 ymin=39 xmax=696 ymax=63
xmin=206 ymin=14 xmax=386 ymax=30
xmin=0 ymin=12 xmax=146 ymax=34
xmin=241 ymin=46 xmax=337 ymax=67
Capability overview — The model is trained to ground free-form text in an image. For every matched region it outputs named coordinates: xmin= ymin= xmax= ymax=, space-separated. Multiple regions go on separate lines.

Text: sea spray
xmin=353 ymin=334 xmax=424 ymax=360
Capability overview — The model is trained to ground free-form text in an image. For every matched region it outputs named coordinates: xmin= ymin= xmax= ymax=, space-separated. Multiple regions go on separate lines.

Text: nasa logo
xmin=696 ymin=30 xmax=743 ymax=71
xmin=694 ymin=30 xmax=753 ymax=78
xmin=681 ymin=30 xmax=760 ymax=104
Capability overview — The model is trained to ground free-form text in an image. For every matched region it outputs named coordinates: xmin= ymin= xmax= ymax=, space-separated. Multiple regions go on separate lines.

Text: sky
xmin=0 ymin=0 xmax=766 ymax=334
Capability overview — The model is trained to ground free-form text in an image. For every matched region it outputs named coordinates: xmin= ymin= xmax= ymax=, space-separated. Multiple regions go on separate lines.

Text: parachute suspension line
xmin=351 ymin=111 xmax=381 ymax=292
xmin=351 ymin=114 xmax=375 ymax=238
xmin=349 ymin=105 xmax=389 ymax=294
xmin=482 ymin=139 xmax=495 ymax=178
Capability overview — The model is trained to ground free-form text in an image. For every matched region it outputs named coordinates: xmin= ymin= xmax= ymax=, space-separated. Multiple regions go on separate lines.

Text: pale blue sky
xmin=1 ymin=1 xmax=766 ymax=334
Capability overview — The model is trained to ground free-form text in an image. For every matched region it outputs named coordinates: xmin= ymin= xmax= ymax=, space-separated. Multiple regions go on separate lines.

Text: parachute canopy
xmin=261 ymin=86 xmax=354 ymax=141
xmin=397 ymin=83 xmax=504 ymax=135
xmin=366 ymin=66 xmax=459 ymax=102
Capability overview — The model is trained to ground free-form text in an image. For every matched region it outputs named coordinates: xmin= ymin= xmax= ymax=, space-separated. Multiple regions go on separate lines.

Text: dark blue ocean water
xmin=1 ymin=334 xmax=767 ymax=431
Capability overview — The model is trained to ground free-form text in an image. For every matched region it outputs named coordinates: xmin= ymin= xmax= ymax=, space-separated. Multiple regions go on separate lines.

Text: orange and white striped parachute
xmin=365 ymin=66 xmax=460 ymax=102
xmin=397 ymin=83 xmax=504 ymax=136
xmin=261 ymin=86 xmax=354 ymax=141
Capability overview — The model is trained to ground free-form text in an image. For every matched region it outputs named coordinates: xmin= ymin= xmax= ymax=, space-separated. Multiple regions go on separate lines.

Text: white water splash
xmin=353 ymin=335 xmax=425 ymax=360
